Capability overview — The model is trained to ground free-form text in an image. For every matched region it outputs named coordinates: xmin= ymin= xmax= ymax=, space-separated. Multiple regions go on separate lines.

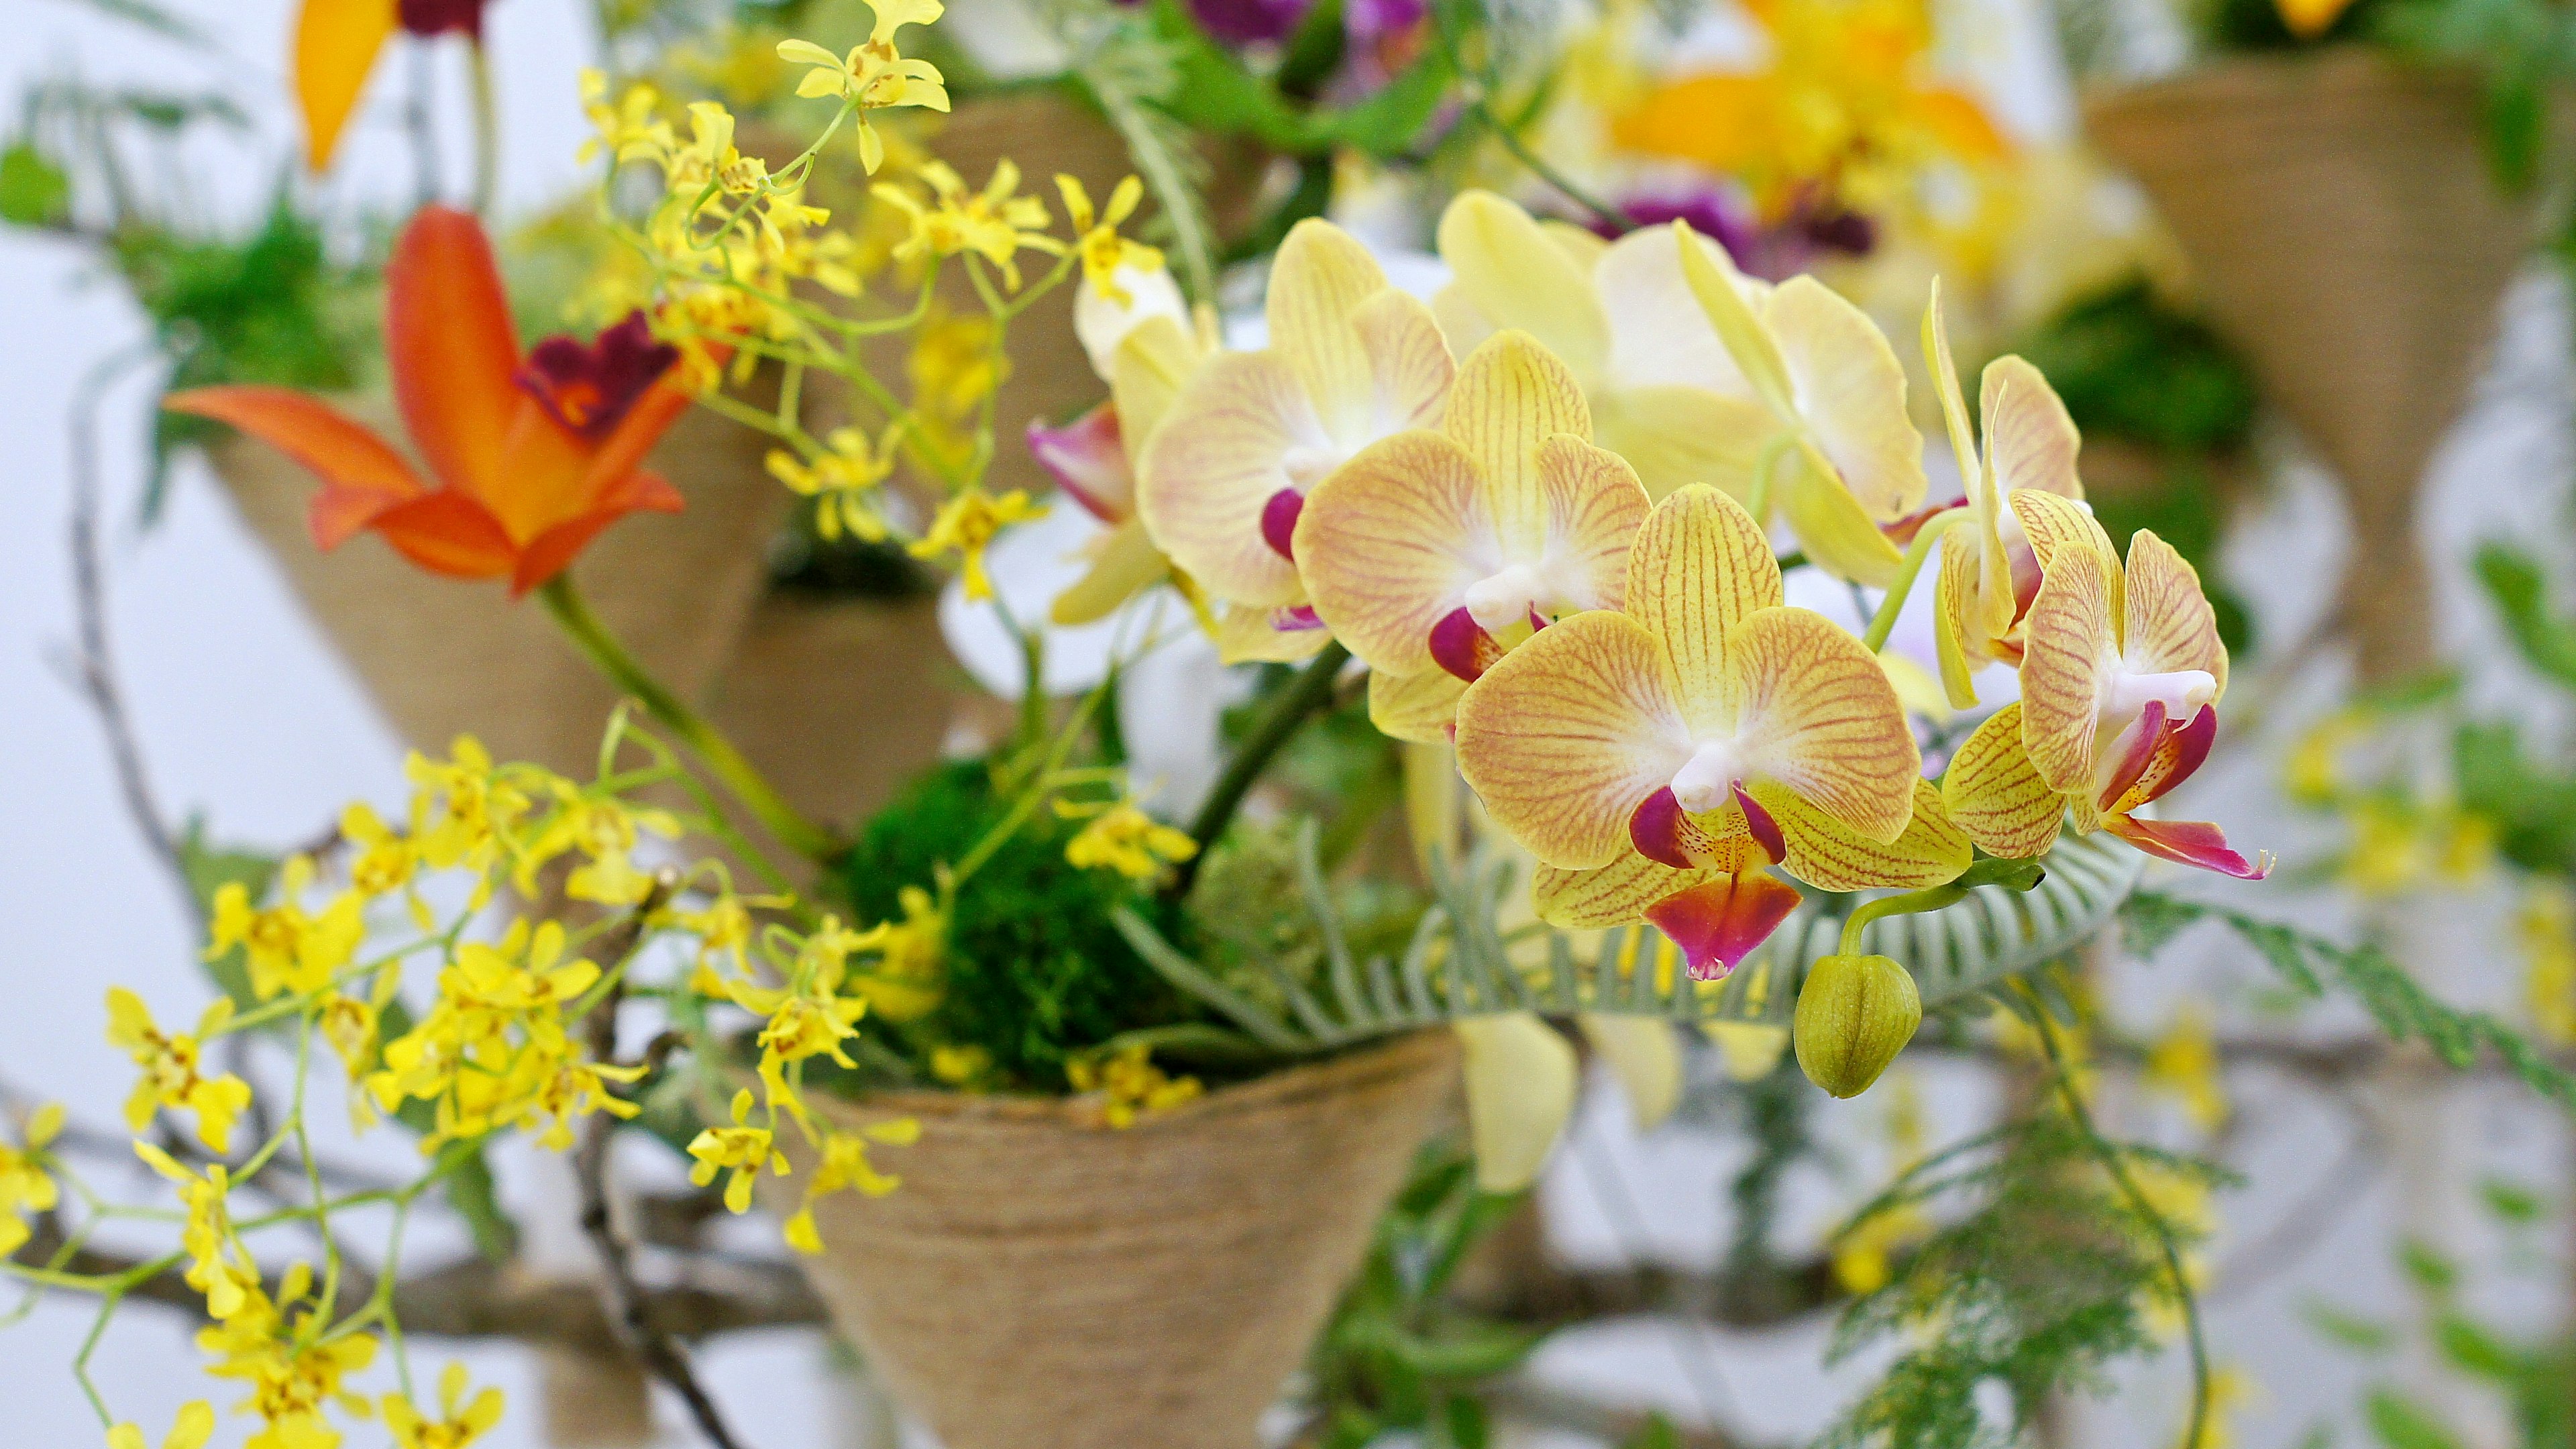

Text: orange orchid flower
xmin=297 ymin=0 xmax=490 ymax=171
xmin=167 ymin=205 xmax=691 ymax=596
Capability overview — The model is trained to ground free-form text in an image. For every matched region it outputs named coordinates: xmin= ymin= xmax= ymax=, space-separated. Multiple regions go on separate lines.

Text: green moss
xmin=828 ymin=759 xmax=1196 ymax=1091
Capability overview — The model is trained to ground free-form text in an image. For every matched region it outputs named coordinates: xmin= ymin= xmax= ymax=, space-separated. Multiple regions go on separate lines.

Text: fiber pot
xmin=778 ymin=1030 xmax=1461 ymax=1449
xmin=2086 ymin=51 xmax=2539 ymax=681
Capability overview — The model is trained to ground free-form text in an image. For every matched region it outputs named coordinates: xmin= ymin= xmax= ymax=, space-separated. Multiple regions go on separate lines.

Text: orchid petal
xmin=1110 ymin=313 xmax=1203 ymax=446
xmin=1923 ymin=284 xmax=2014 ymax=653
xmin=1367 ymin=665 xmax=1470 ymax=744
xmin=1597 ymin=223 xmax=1760 ymax=399
xmin=1029 ymin=400 xmax=1133 ymax=523
xmin=1444 ymin=331 xmax=1590 ymax=547
xmin=1455 ymin=610 xmax=1693 ymax=869
xmin=1430 ymin=606 xmax=1506 ymax=681
xmin=492 ymin=394 xmax=607 ymax=543
xmin=1780 ymin=443 xmax=1906 ymax=588
xmin=2018 ymin=540 xmax=2121 ymax=794
xmin=1754 ymin=778 xmax=1968 ymax=892
xmin=1591 ymin=384 xmax=1772 ymax=501
xmin=1765 ymin=277 xmax=1927 ymax=522
xmin=365 ymin=492 xmax=517 ymax=579
xmin=1625 ymin=484 xmax=1780 ymax=729
xmin=1932 ymin=539 xmax=1984 ymax=708
xmin=1723 ymin=606 xmax=1921 ymax=843
xmin=1646 ymin=871 xmax=1804 ymax=980
xmin=1982 ymin=356 xmax=2082 ymax=501
xmin=1138 ymin=350 xmax=1322 ymax=608
xmin=1436 ymin=191 xmax=1610 ymax=385
xmin=1352 ymin=288 xmax=1456 ymax=439
xmin=1676 ymin=222 xmax=1795 ymax=420
xmin=295 ymin=0 xmax=396 ymax=171
xmin=1213 ymin=602 xmax=1335 ymax=663
xmin=386 ymin=207 xmax=523 ymax=506
xmin=2094 ymin=699 xmax=2167 ymax=816
xmin=1534 ymin=436 xmax=1650 ymax=614
xmin=2104 ymin=814 xmax=2273 ymax=879
xmin=578 ymin=377 xmax=695 ymax=508
xmin=2123 ymin=529 xmax=2229 ymax=700
xmin=1075 ymin=264 xmax=1188 ymax=380
xmin=2006 ymin=488 xmax=2116 ymax=585
xmin=1051 ymin=517 xmax=1168 ymax=625
xmin=162 ymin=386 xmax=427 ymax=547
xmin=2110 ymin=702 xmax=2218 ymax=814
xmin=1296 ymin=430 xmax=1492 ymax=676
xmin=1532 ymin=852 xmax=1720 ymax=928
xmin=1629 ymin=786 xmax=1762 ymax=872
xmin=1941 ymin=703 xmax=2065 ymax=859
xmin=1267 ymin=219 xmax=1392 ymax=445
xmin=1578 ymin=1016 xmax=1684 ymax=1131
xmin=1430 ymin=283 xmax=1497 ymax=359
xmin=1455 ymin=1013 xmax=1577 ymax=1192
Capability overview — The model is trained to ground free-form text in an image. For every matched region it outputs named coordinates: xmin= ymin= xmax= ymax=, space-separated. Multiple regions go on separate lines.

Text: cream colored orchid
xmin=1942 ymin=534 xmax=2271 ymax=878
xmin=1136 ymin=219 xmax=1456 ymax=662
xmin=1295 ymin=329 xmax=1651 ymax=743
xmin=1673 ymin=221 xmax=1933 ymax=586
xmin=1433 ymin=191 xmax=1776 ymax=502
xmin=1920 ymin=284 xmax=2104 ymax=708
xmin=1456 ymin=1014 xmax=1578 ymax=1192
xmin=1456 ymin=485 xmax=1966 ymax=978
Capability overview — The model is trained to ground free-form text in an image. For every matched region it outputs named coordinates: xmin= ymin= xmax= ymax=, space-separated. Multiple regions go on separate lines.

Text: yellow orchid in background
xmin=0 ymin=1102 xmax=62 ymax=1260
xmin=206 ymin=856 xmax=364 ymax=1002
xmin=106 ymin=1403 xmax=215 ymax=1449
xmin=875 ymin=160 xmax=1061 ymax=290
xmin=1057 ymin=176 xmax=1164 ymax=308
xmin=775 ymin=0 xmax=953 ymax=174
xmin=384 ymin=1364 xmax=504 ymax=1449
xmin=1061 ymin=800 xmax=1199 ymax=882
xmin=769 ymin=425 xmax=897 ymax=543
xmin=1137 ymin=219 xmax=1456 ymax=663
xmin=1942 ymin=535 xmax=2271 ymax=878
xmin=1432 ymin=192 xmax=1777 ymax=501
xmin=782 ymin=1118 xmax=919 ymax=1252
xmin=1296 ymin=329 xmax=1651 ymax=743
xmin=294 ymin=0 xmax=491 ymax=173
xmin=107 ymin=989 xmax=255 ymax=1155
xmin=1920 ymin=284 xmax=2100 ymax=708
xmin=910 ymin=488 xmax=1043 ymax=601
xmin=1674 ymin=225 xmax=1932 ymax=586
xmin=1455 ymin=1014 xmax=1578 ymax=1192
xmin=1455 ymin=486 xmax=1964 ymax=979
xmin=690 ymin=1089 xmax=790 ymax=1214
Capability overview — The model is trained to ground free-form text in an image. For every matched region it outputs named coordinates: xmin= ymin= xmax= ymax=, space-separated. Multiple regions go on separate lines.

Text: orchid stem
xmin=538 ymin=575 xmax=845 ymax=863
xmin=1168 ymin=641 xmax=1350 ymax=897
xmin=1861 ymin=508 xmax=1970 ymax=654
xmin=466 ymin=39 xmax=499 ymax=221
xmin=1746 ymin=434 xmax=1794 ymax=529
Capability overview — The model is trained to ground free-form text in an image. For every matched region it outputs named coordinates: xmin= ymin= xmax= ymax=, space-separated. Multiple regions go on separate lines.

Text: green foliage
xmin=1304 ymin=1144 xmax=1543 ymax=1448
xmin=1821 ymin=1106 xmax=2231 ymax=1449
xmin=828 ymin=759 xmax=1196 ymax=1090
xmin=2376 ymin=0 xmax=2576 ymax=192
xmin=2017 ymin=281 xmax=2258 ymax=455
xmin=2471 ymin=543 xmax=2576 ymax=689
xmin=2122 ymin=893 xmax=2576 ymax=1110
xmin=0 ymin=142 xmax=70 ymax=227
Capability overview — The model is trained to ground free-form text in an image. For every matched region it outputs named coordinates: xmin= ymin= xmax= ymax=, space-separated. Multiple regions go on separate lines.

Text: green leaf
xmin=2479 ymin=1178 xmax=2543 ymax=1224
xmin=2432 ymin=1311 xmax=2521 ymax=1382
xmin=0 ymin=142 xmax=70 ymax=227
xmin=2398 ymin=1238 xmax=2458 ymax=1293
xmin=1621 ymin=1415 xmax=1685 ymax=1449
xmin=2304 ymin=1301 xmax=2398 ymax=1353
xmin=2366 ymin=1388 xmax=2465 ymax=1449
xmin=1443 ymin=1394 xmax=1491 ymax=1449
xmin=2120 ymin=892 xmax=2206 ymax=959
xmin=1379 ymin=1318 xmax=1544 ymax=1379
xmin=2473 ymin=543 xmax=2576 ymax=688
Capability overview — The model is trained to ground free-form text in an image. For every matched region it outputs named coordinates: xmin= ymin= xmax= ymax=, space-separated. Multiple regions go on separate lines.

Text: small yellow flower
xmin=407 ymin=736 xmax=531 ymax=879
xmin=851 ymin=885 xmax=947 ymax=1024
xmin=1832 ymin=1199 xmax=1929 ymax=1295
xmin=0 ymin=1102 xmax=62 ymax=1259
xmin=577 ymin=69 xmax=673 ymax=168
xmin=2523 ymin=879 xmax=2576 ymax=1046
xmin=207 ymin=857 xmax=365 ymax=1001
xmin=929 ymin=1042 xmax=990 ymax=1085
xmin=1067 ymin=1042 xmax=1202 ymax=1129
xmin=1061 ymin=801 xmax=1198 ymax=882
xmin=776 ymin=0 xmax=953 ymax=174
xmin=105 ymin=1403 xmax=215 ymax=1449
xmin=781 ymin=1119 xmax=919 ymax=1254
xmin=339 ymin=801 xmax=419 ymax=901
xmin=1055 ymin=174 xmax=1161 ymax=307
xmin=519 ymin=786 xmax=682 ymax=906
xmin=874 ymin=160 xmax=1060 ymax=288
xmin=689 ymin=1089 xmax=789 ymax=1213
xmin=767 ymin=427 xmax=895 ymax=542
xmin=910 ymin=488 xmax=1042 ymax=600
xmin=195 ymin=1261 xmax=377 ymax=1447
xmin=133 ymin=1143 xmax=261 ymax=1322
xmin=106 ymin=989 xmax=255 ymax=1155
xmin=2142 ymin=1004 xmax=2229 ymax=1133
xmin=385 ymin=1363 xmax=504 ymax=1449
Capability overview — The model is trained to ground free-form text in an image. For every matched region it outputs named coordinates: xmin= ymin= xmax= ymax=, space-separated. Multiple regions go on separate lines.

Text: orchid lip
xmin=1463 ymin=561 xmax=1549 ymax=631
xmin=2104 ymin=667 xmax=2216 ymax=726
xmin=517 ymin=311 xmax=676 ymax=439
xmin=1670 ymin=741 xmax=1747 ymax=815
xmin=1630 ymin=788 xmax=1695 ymax=869
xmin=1429 ymin=606 xmax=1501 ymax=682
xmin=1260 ymin=488 xmax=1304 ymax=561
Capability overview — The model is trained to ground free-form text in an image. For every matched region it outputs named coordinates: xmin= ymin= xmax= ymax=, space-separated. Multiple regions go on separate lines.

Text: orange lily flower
xmin=297 ymin=0 xmax=490 ymax=172
xmin=167 ymin=205 xmax=690 ymax=596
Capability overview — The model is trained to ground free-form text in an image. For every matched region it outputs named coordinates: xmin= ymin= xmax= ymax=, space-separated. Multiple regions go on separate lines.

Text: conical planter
xmin=2086 ymin=51 xmax=2538 ymax=681
xmin=779 ymin=1030 xmax=1461 ymax=1449
xmin=207 ymin=397 xmax=788 ymax=776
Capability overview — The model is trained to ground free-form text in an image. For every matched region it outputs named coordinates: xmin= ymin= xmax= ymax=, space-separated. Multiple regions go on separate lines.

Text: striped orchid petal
xmin=1941 ymin=704 xmax=2066 ymax=859
xmin=2017 ymin=537 xmax=2121 ymax=794
xmin=1754 ymin=779 xmax=1970 ymax=892
xmin=1367 ymin=666 xmax=1469 ymax=745
xmin=1723 ymin=606 xmax=1921 ymax=844
xmin=2104 ymin=814 xmax=2274 ymax=880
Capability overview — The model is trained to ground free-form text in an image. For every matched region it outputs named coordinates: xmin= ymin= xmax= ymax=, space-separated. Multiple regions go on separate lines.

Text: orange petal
xmin=387 ymin=207 xmax=525 ymax=504
xmin=2121 ymin=529 xmax=2229 ymax=701
xmin=1444 ymin=330 xmax=1590 ymax=544
xmin=1455 ymin=610 xmax=1693 ymax=869
xmin=1940 ymin=703 xmax=2066 ymax=859
xmin=581 ymin=378 xmax=696 ymax=505
xmin=1297 ymin=431 xmax=1492 ymax=676
xmin=1723 ymin=606 xmax=1921 ymax=843
xmin=1624 ymin=484 xmax=1780 ymax=729
xmin=1756 ymin=778 xmax=1968 ymax=892
xmin=1137 ymin=351 xmax=1320 ymax=608
xmin=1268 ymin=219 xmax=1392 ymax=445
xmin=295 ymin=0 xmax=396 ymax=171
xmin=489 ymin=395 xmax=604 ymax=543
xmin=507 ymin=470 xmax=681 ymax=594
xmin=163 ymin=386 xmax=426 ymax=547
xmin=2018 ymin=540 xmax=2120 ymax=794
xmin=366 ymin=492 xmax=517 ymax=580
xmin=1532 ymin=853 xmax=1721 ymax=928
xmin=1367 ymin=666 xmax=1470 ymax=745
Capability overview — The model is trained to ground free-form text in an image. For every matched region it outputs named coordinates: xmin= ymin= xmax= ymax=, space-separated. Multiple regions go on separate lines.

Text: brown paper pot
xmin=209 ymin=398 xmax=788 ymax=775
xmin=782 ymin=1031 xmax=1461 ymax=1449
xmin=2086 ymin=52 xmax=2537 ymax=680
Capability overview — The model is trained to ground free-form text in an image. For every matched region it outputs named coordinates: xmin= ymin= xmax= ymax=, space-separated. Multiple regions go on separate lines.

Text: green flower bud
xmin=1793 ymin=953 xmax=1921 ymax=1099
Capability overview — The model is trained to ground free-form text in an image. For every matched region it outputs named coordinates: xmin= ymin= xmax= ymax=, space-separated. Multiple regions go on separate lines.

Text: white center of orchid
xmin=1281 ymin=444 xmax=1342 ymax=491
xmin=1462 ymin=563 xmax=1550 ymax=631
xmin=2103 ymin=667 xmax=2216 ymax=725
xmin=1670 ymin=740 xmax=1748 ymax=814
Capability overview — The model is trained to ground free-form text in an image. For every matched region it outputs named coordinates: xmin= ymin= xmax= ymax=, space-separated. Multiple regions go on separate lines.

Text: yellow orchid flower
xmin=107 ymin=990 xmax=255 ymax=1155
xmin=874 ymin=160 xmax=1061 ymax=290
xmin=384 ymin=1363 xmax=504 ymax=1449
xmin=775 ymin=0 xmax=952 ymax=174
xmin=105 ymin=1403 xmax=215 ymax=1449
xmin=1136 ymin=219 xmax=1456 ymax=663
xmin=1668 ymin=223 xmax=1931 ymax=586
xmin=1941 ymin=534 xmax=2271 ymax=879
xmin=1919 ymin=282 xmax=2099 ymax=708
xmin=1036 ymin=310 xmax=1214 ymax=627
xmin=1296 ymin=329 xmax=1652 ymax=743
xmin=1455 ymin=1013 xmax=1578 ymax=1192
xmin=1455 ymin=486 xmax=1964 ymax=978
xmin=688 ymin=1089 xmax=790 ymax=1214
xmin=1433 ymin=191 xmax=1778 ymax=502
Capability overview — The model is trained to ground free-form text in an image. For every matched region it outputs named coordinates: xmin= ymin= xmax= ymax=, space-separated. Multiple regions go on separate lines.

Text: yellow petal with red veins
xmin=1592 ymin=384 xmax=1772 ymax=501
xmin=1676 ymin=222 xmax=1796 ymax=420
xmin=1456 ymin=610 xmax=1694 ymax=869
xmin=1297 ymin=431 xmax=1491 ymax=676
xmin=1754 ymin=778 xmax=1968 ymax=891
xmin=1532 ymin=853 xmax=1722 ymax=928
xmin=1455 ymin=1013 xmax=1577 ymax=1192
xmin=1137 ymin=350 xmax=1320 ymax=608
xmin=1923 ymin=286 xmax=2014 ymax=651
xmin=1436 ymin=192 xmax=1611 ymax=384
xmin=1982 ymin=356 xmax=2082 ymax=501
xmin=1766 ymin=277 xmax=1928 ymax=522
xmin=1780 ymin=442 xmax=1907 ymax=588
xmin=1625 ymin=484 xmax=1780 ymax=729
xmin=2008 ymin=487 xmax=2116 ymax=583
xmin=1578 ymin=1015 xmax=1684 ymax=1130
xmin=1723 ymin=606 xmax=1921 ymax=843
xmin=1110 ymin=314 xmax=1202 ymax=445
xmin=1933 ymin=529 xmax=1984 ymax=708
xmin=2123 ymin=529 xmax=2229 ymax=700
xmin=1352 ymin=289 xmax=1457 ymax=439
xmin=1535 ymin=436 xmax=1650 ymax=607
xmin=1267 ymin=219 xmax=1392 ymax=444
xmin=1941 ymin=703 xmax=2067 ymax=859
xmin=1368 ymin=666 xmax=1470 ymax=745
xmin=1442 ymin=331 xmax=1591 ymax=547
xmin=1051 ymin=517 xmax=1168 ymax=626
xmin=297 ymin=0 xmax=396 ymax=171
xmin=1214 ymin=604 xmax=1334 ymax=663
xmin=2018 ymin=540 xmax=2120 ymax=794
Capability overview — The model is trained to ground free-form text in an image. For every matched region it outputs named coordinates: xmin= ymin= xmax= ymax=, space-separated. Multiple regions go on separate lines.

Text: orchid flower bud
xmin=1793 ymin=953 xmax=1921 ymax=1098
